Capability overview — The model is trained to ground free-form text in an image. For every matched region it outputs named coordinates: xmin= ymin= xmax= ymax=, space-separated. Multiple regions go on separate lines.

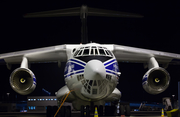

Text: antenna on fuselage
xmin=24 ymin=5 xmax=143 ymax=44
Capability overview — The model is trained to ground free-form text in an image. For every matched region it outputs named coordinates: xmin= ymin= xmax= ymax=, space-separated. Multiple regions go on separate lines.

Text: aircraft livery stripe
xmin=70 ymin=61 xmax=85 ymax=68
xmin=70 ymin=59 xmax=86 ymax=66
xmin=104 ymin=59 xmax=116 ymax=66
xmin=33 ymin=78 xmax=36 ymax=85
xmin=142 ymin=76 xmax=147 ymax=85
xmin=105 ymin=61 xmax=116 ymax=68
xmin=75 ymin=70 xmax=84 ymax=74
xmin=64 ymin=60 xmax=85 ymax=75
xmin=105 ymin=61 xmax=119 ymax=73
xmin=64 ymin=70 xmax=84 ymax=78
xmin=65 ymin=72 xmax=74 ymax=78
xmin=106 ymin=70 xmax=118 ymax=76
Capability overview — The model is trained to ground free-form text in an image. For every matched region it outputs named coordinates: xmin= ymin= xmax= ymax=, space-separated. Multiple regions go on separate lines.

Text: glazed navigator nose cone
xmin=84 ymin=60 xmax=106 ymax=80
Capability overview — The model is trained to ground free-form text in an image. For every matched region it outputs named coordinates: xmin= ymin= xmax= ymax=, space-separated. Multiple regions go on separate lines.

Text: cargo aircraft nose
xmin=84 ymin=60 xmax=106 ymax=80
xmin=81 ymin=60 xmax=108 ymax=99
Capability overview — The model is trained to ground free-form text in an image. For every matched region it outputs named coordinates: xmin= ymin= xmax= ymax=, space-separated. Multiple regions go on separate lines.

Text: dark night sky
xmin=0 ymin=1 xmax=180 ymax=103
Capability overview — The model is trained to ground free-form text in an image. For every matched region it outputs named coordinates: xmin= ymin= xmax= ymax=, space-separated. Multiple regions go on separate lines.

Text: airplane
xmin=0 ymin=5 xmax=180 ymax=116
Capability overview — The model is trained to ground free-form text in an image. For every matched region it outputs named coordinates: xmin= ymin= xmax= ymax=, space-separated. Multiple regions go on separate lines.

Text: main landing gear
xmin=80 ymin=103 xmax=130 ymax=117
xmin=46 ymin=103 xmax=130 ymax=117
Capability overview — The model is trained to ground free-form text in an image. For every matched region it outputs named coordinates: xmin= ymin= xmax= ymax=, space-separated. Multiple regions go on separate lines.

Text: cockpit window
xmin=80 ymin=47 xmax=84 ymax=49
xmin=78 ymin=50 xmax=83 ymax=56
xmin=74 ymin=50 xmax=80 ymax=56
xmin=90 ymin=49 xmax=94 ymax=55
xmin=99 ymin=49 xmax=106 ymax=55
xmin=107 ymin=50 xmax=113 ymax=56
xmin=74 ymin=46 xmax=113 ymax=57
xmin=95 ymin=49 xmax=98 ymax=55
xmin=83 ymin=49 xmax=89 ymax=55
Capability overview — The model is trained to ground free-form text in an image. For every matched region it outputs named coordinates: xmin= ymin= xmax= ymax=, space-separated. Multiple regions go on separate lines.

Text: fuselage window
xmin=93 ymin=80 xmax=97 ymax=86
xmin=72 ymin=48 xmax=76 ymax=53
xmin=89 ymin=80 xmax=93 ymax=86
xmin=86 ymin=80 xmax=89 ymax=83
xmin=98 ymin=80 xmax=101 ymax=86
xmin=81 ymin=80 xmax=85 ymax=85
xmin=87 ymin=89 xmax=90 ymax=94
xmin=92 ymin=89 xmax=97 ymax=94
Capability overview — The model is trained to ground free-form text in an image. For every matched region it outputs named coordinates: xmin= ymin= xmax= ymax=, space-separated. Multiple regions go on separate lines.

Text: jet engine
xmin=10 ymin=67 xmax=36 ymax=95
xmin=142 ymin=67 xmax=170 ymax=95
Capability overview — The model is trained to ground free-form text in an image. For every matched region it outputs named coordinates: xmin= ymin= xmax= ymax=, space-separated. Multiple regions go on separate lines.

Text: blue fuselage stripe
xmin=70 ymin=59 xmax=86 ymax=66
xmin=104 ymin=59 xmax=116 ymax=66
xmin=106 ymin=70 xmax=117 ymax=76
xmin=64 ymin=58 xmax=120 ymax=79
xmin=64 ymin=70 xmax=84 ymax=78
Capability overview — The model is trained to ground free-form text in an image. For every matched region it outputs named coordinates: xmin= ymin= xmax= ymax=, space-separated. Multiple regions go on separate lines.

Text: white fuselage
xmin=64 ymin=43 xmax=120 ymax=102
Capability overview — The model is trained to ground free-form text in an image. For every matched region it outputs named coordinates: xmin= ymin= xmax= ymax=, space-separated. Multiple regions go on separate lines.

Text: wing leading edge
xmin=0 ymin=44 xmax=180 ymax=66
xmin=113 ymin=44 xmax=180 ymax=65
xmin=0 ymin=45 xmax=68 ymax=65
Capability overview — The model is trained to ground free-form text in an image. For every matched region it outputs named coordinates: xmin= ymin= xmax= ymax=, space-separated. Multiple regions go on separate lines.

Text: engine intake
xmin=10 ymin=68 xmax=36 ymax=95
xmin=142 ymin=67 xmax=170 ymax=95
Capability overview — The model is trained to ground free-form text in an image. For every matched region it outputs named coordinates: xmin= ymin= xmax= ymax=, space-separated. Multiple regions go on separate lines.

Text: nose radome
xmin=84 ymin=60 xmax=106 ymax=80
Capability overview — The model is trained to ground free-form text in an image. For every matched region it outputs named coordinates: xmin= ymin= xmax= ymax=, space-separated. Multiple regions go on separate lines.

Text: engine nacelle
xmin=10 ymin=68 xmax=36 ymax=95
xmin=142 ymin=67 xmax=170 ymax=95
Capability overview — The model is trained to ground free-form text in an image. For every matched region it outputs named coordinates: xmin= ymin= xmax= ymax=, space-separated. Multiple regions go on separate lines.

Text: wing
xmin=0 ymin=44 xmax=79 ymax=65
xmin=113 ymin=44 xmax=180 ymax=65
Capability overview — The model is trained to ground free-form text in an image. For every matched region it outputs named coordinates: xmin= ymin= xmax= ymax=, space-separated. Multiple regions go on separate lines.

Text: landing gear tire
xmin=119 ymin=103 xmax=131 ymax=116
xmin=53 ymin=106 xmax=58 ymax=117
xmin=81 ymin=105 xmax=85 ymax=117
xmin=120 ymin=105 xmax=125 ymax=116
xmin=66 ymin=106 xmax=71 ymax=117
xmin=125 ymin=104 xmax=131 ymax=116
xmin=99 ymin=105 xmax=103 ymax=116
xmin=46 ymin=106 xmax=53 ymax=117
xmin=86 ymin=105 xmax=90 ymax=117
xmin=60 ymin=106 xmax=65 ymax=117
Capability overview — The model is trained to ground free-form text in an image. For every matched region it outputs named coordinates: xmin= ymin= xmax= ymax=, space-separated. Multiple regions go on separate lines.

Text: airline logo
xmin=64 ymin=59 xmax=86 ymax=78
xmin=104 ymin=59 xmax=120 ymax=76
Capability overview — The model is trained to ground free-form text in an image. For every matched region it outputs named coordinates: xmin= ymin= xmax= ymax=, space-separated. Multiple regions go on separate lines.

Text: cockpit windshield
xmin=73 ymin=46 xmax=113 ymax=57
